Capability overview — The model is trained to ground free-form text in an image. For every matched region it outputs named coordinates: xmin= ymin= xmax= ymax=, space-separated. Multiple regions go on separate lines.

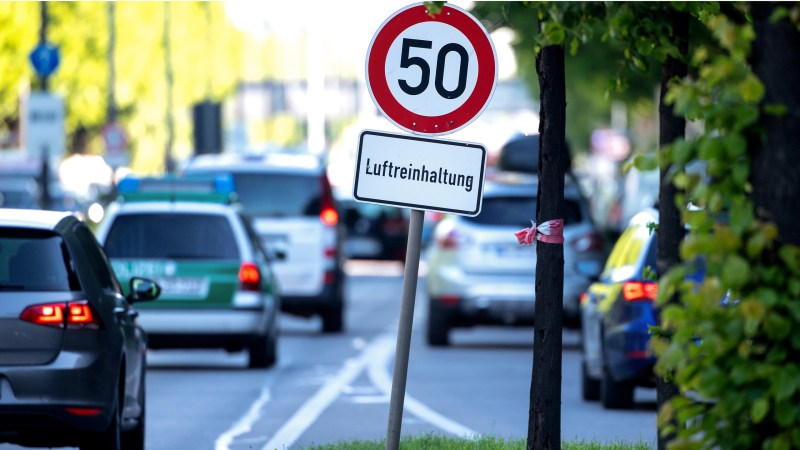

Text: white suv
xmin=183 ymin=153 xmax=346 ymax=333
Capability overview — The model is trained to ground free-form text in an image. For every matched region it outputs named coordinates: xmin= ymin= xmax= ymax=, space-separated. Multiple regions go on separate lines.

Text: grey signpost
xmin=360 ymin=4 xmax=497 ymax=449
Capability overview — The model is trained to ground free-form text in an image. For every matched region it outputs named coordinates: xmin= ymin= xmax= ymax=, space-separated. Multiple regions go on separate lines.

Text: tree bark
xmin=528 ymin=43 xmax=566 ymax=450
xmin=750 ymin=3 xmax=800 ymax=247
xmin=656 ymin=7 xmax=689 ymax=450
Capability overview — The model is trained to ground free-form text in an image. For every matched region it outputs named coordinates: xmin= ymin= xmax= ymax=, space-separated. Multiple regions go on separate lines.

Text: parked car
xmin=337 ymin=190 xmax=409 ymax=261
xmin=425 ymin=171 xmax=606 ymax=346
xmin=182 ymin=152 xmax=346 ymax=333
xmin=95 ymin=175 xmax=281 ymax=368
xmin=0 ymin=208 xmax=159 ymax=450
xmin=579 ymin=208 xmax=659 ymax=409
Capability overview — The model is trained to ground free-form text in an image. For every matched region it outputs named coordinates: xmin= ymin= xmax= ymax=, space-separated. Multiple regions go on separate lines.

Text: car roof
xmin=113 ymin=201 xmax=238 ymax=215
xmin=185 ymin=152 xmax=324 ymax=174
xmin=482 ymin=170 xmax=583 ymax=198
xmin=0 ymin=208 xmax=76 ymax=230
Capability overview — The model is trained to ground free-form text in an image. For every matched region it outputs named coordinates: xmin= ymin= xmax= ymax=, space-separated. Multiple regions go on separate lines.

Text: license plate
xmin=154 ymin=277 xmax=209 ymax=299
xmin=483 ymin=243 xmax=535 ymax=259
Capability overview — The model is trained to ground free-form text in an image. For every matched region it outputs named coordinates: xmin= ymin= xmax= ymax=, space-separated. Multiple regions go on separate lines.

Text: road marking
xmin=260 ymin=336 xmax=392 ymax=450
xmin=220 ymin=333 xmax=476 ymax=450
xmin=215 ymin=386 xmax=272 ymax=450
xmin=367 ymin=340 xmax=479 ymax=439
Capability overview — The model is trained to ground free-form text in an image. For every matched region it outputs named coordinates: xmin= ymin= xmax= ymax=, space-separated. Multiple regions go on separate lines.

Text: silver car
xmin=425 ymin=172 xmax=606 ymax=346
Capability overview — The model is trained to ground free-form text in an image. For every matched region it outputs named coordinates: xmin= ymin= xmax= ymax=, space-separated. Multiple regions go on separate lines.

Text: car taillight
xmin=20 ymin=301 xmax=100 ymax=329
xmin=320 ymin=174 xmax=338 ymax=226
xmin=239 ymin=262 xmax=261 ymax=292
xmin=570 ymin=231 xmax=604 ymax=253
xmin=622 ymin=281 xmax=658 ymax=302
xmin=580 ymin=292 xmax=589 ymax=305
xmin=320 ymin=208 xmax=338 ymax=226
xmin=436 ymin=229 xmax=469 ymax=250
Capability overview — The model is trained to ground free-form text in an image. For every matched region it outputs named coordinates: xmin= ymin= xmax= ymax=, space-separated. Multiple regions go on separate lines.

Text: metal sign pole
xmin=386 ymin=208 xmax=424 ymax=450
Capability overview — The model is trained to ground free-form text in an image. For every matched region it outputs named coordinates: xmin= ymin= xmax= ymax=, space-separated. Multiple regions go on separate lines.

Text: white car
xmin=425 ymin=171 xmax=606 ymax=346
xmin=183 ymin=152 xmax=346 ymax=333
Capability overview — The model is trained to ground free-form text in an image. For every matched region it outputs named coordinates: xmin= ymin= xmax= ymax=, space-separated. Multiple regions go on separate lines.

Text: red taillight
xmin=320 ymin=208 xmax=339 ymax=226
xmin=580 ymin=292 xmax=589 ymax=305
xmin=622 ymin=281 xmax=658 ymax=302
xmin=239 ymin=262 xmax=261 ymax=292
xmin=65 ymin=407 xmax=103 ymax=416
xmin=320 ymin=174 xmax=338 ymax=226
xmin=20 ymin=301 xmax=100 ymax=329
xmin=323 ymin=270 xmax=336 ymax=285
xmin=438 ymin=295 xmax=460 ymax=306
xmin=570 ymin=231 xmax=604 ymax=253
xmin=437 ymin=229 xmax=467 ymax=250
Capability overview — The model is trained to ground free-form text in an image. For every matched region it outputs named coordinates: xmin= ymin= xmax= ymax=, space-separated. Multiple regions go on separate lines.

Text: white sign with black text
xmin=353 ymin=129 xmax=486 ymax=216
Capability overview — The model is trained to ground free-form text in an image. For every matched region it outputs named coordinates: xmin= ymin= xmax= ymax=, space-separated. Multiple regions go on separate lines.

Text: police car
xmin=94 ymin=175 xmax=281 ymax=369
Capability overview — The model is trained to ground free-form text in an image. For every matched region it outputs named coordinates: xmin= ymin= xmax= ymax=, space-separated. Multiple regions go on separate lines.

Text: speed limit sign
xmin=366 ymin=3 xmax=497 ymax=136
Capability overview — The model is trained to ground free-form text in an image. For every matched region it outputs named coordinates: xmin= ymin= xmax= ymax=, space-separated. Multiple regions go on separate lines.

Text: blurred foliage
xmin=0 ymin=2 xmax=245 ymax=174
xmin=470 ymin=2 xmax=661 ymax=155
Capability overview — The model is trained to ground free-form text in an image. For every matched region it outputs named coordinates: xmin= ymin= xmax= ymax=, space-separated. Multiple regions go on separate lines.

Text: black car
xmin=338 ymin=192 xmax=409 ymax=261
xmin=0 ymin=209 xmax=159 ymax=450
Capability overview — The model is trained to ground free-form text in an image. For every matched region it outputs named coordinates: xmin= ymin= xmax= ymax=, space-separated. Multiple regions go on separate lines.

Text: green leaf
xmin=751 ymin=397 xmax=769 ymax=423
xmin=543 ymin=22 xmax=566 ymax=45
xmin=722 ymin=255 xmax=750 ymax=289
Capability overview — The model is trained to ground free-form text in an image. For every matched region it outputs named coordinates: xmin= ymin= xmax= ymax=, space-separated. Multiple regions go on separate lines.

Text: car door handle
xmin=127 ymin=310 xmax=139 ymax=319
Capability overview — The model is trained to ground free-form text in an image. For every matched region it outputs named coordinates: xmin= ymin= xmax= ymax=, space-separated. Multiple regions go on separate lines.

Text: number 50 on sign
xmin=366 ymin=3 xmax=497 ymax=136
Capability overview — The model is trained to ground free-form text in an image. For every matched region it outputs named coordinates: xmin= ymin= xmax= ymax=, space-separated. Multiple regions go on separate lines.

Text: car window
xmin=464 ymin=196 xmax=582 ymax=227
xmin=0 ymin=227 xmax=81 ymax=291
xmin=74 ymin=224 xmax=122 ymax=293
xmin=104 ymin=213 xmax=240 ymax=260
xmin=223 ymin=172 xmax=321 ymax=217
xmin=604 ymin=222 xmax=653 ymax=274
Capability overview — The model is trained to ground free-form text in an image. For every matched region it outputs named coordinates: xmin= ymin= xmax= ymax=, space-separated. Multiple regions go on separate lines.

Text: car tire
xmin=426 ymin=304 xmax=450 ymax=347
xmin=321 ymin=303 xmax=344 ymax=334
xmin=601 ymin=366 xmax=634 ymax=409
xmin=248 ymin=333 xmax=277 ymax=369
xmin=121 ymin=368 xmax=146 ymax=450
xmin=82 ymin=389 xmax=122 ymax=450
xmin=581 ymin=360 xmax=601 ymax=401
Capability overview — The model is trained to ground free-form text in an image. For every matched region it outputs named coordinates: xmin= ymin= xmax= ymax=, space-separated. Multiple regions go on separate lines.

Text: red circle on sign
xmin=366 ymin=3 xmax=497 ymax=136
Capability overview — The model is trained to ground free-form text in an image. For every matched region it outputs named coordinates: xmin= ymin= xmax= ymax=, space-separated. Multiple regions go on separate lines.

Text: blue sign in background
xmin=29 ymin=43 xmax=60 ymax=78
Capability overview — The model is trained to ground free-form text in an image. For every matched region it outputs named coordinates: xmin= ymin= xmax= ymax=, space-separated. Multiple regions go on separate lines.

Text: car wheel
xmin=321 ymin=303 xmax=344 ymax=334
xmin=601 ymin=366 xmax=634 ymax=409
xmin=581 ymin=360 xmax=601 ymax=401
xmin=426 ymin=304 xmax=450 ymax=347
xmin=82 ymin=390 xmax=122 ymax=450
xmin=121 ymin=369 xmax=146 ymax=450
xmin=248 ymin=333 xmax=277 ymax=369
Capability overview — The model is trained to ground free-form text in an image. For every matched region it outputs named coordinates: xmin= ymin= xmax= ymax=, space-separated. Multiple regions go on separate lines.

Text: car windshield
xmin=104 ymin=213 xmax=240 ymax=260
xmin=229 ymin=173 xmax=321 ymax=217
xmin=0 ymin=228 xmax=81 ymax=291
xmin=464 ymin=196 xmax=582 ymax=227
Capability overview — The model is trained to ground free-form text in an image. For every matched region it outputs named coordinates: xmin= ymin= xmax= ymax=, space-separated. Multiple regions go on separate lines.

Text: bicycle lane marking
xmin=217 ymin=332 xmax=477 ymax=450
xmin=366 ymin=337 xmax=479 ymax=439
xmin=258 ymin=335 xmax=393 ymax=450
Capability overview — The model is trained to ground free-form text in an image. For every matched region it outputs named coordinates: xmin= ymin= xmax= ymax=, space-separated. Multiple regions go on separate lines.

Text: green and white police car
xmin=94 ymin=175 xmax=281 ymax=369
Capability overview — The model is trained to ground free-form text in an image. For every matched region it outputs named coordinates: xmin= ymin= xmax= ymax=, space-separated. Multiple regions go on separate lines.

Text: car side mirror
xmin=128 ymin=277 xmax=161 ymax=303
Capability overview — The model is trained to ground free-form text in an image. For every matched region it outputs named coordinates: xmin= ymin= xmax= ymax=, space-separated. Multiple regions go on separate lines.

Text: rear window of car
xmin=0 ymin=228 xmax=81 ymax=291
xmin=103 ymin=213 xmax=240 ymax=260
xmin=202 ymin=172 xmax=322 ymax=217
xmin=464 ymin=196 xmax=582 ymax=227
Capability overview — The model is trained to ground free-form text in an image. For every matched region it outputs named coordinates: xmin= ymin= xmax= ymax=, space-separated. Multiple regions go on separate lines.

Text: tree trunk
xmin=750 ymin=3 xmax=800 ymax=247
xmin=528 ymin=42 xmax=566 ymax=450
xmin=656 ymin=7 xmax=689 ymax=450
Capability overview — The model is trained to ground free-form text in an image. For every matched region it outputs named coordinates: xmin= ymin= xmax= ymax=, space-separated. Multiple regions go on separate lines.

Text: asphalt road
xmin=2 ymin=260 xmax=658 ymax=450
